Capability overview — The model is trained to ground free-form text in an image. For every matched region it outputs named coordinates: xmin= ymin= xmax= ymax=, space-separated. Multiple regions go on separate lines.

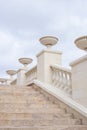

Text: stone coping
xmin=51 ymin=65 xmax=71 ymax=73
xmin=36 ymin=49 xmax=62 ymax=57
xmin=10 ymin=79 xmax=17 ymax=84
xmin=33 ymin=80 xmax=87 ymax=118
xmin=17 ymin=68 xmax=27 ymax=73
xmin=70 ymin=54 xmax=87 ymax=67
xmin=25 ymin=65 xmax=37 ymax=76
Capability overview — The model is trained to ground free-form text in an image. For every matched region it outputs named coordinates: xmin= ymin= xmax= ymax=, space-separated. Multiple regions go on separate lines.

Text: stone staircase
xmin=0 ymin=85 xmax=86 ymax=130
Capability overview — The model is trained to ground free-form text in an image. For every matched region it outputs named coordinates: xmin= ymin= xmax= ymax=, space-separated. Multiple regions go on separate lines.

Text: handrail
xmin=25 ymin=65 xmax=37 ymax=85
xmin=34 ymin=80 xmax=87 ymax=121
xmin=10 ymin=79 xmax=17 ymax=85
xmin=50 ymin=65 xmax=72 ymax=97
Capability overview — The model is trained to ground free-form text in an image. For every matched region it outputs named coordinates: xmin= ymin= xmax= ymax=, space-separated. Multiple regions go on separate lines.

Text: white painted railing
xmin=51 ymin=65 xmax=72 ymax=96
xmin=25 ymin=66 xmax=37 ymax=85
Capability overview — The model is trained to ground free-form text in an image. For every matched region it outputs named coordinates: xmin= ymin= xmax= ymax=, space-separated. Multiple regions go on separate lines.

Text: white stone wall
xmin=70 ymin=55 xmax=87 ymax=107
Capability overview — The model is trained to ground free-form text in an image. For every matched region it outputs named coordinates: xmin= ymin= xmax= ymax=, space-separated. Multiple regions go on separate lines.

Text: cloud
xmin=0 ymin=0 xmax=87 ymax=77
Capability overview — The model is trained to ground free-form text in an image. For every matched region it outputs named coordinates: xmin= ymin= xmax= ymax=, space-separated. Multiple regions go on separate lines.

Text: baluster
xmin=51 ymin=66 xmax=72 ymax=96
xmin=34 ymin=70 xmax=35 ymax=79
xmin=32 ymin=71 xmax=33 ymax=80
xmin=34 ymin=69 xmax=35 ymax=77
xmin=56 ymin=70 xmax=60 ymax=88
xmin=53 ymin=69 xmax=57 ymax=86
xmin=68 ymin=73 xmax=72 ymax=94
xmin=64 ymin=73 xmax=72 ymax=95
xmin=35 ymin=70 xmax=37 ymax=79
xmin=30 ymin=71 xmax=32 ymax=81
xmin=54 ymin=70 xmax=58 ymax=87
xmin=61 ymin=71 xmax=66 ymax=90
xmin=64 ymin=72 xmax=69 ymax=92
xmin=52 ymin=68 xmax=55 ymax=85
xmin=58 ymin=70 xmax=62 ymax=89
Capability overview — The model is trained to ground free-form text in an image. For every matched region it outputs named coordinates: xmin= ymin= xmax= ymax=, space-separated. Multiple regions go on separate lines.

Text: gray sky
xmin=0 ymin=0 xmax=86 ymax=78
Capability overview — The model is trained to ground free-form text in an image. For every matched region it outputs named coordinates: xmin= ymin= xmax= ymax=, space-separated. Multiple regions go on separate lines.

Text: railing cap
xmin=70 ymin=54 xmax=87 ymax=67
xmin=51 ymin=65 xmax=71 ymax=73
xmin=25 ymin=65 xmax=37 ymax=76
xmin=36 ymin=49 xmax=62 ymax=57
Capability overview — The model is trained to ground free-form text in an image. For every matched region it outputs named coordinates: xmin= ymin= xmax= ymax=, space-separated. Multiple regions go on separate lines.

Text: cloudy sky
xmin=0 ymin=0 xmax=87 ymax=78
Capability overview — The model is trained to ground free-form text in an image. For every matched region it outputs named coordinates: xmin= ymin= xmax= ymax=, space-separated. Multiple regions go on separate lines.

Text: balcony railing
xmin=51 ymin=65 xmax=72 ymax=96
xmin=25 ymin=66 xmax=37 ymax=85
xmin=10 ymin=79 xmax=17 ymax=86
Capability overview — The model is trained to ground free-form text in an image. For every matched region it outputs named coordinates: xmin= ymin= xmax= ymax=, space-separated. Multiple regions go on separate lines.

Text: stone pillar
xmin=6 ymin=70 xmax=17 ymax=86
xmin=37 ymin=50 xmax=62 ymax=84
xmin=17 ymin=69 xmax=26 ymax=86
xmin=36 ymin=36 xmax=62 ymax=84
xmin=17 ymin=57 xmax=33 ymax=86
xmin=70 ymin=55 xmax=87 ymax=107
xmin=70 ymin=35 xmax=87 ymax=107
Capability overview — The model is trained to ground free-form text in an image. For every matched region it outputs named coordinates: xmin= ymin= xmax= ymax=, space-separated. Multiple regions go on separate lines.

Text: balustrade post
xmin=70 ymin=36 xmax=87 ymax=107
xmin=17 ymin=57 xmax=33 ymax=86
xmin=0 ymin=78 xmax=7 ymax=86
xmin=36 ymin=36 xmax=62 ymax=84
xmin=6 ymin=70 xmax=17 ymax=85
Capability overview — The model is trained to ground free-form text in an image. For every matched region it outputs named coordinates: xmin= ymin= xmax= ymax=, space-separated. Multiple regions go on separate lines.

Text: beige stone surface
xmin=17 ymin=69 xmax=26 ymax=86
xmin=70 ymin=55 xmax=87 ymax=107
xmin=0 ymin=85 xmax=86 ymax=129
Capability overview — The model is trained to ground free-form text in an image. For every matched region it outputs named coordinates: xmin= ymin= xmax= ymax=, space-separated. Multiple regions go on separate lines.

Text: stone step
xmin=0 ymin=97 xmax=46 ymax=101
xmin=61 ymin=125 xmax=87 ymax=130
xmin=0 ymin=90 xmax=38 ymax=95
xmin=0 ymin=88 xmax=33 ymax=92
xmin=0 ymin=119 xmax=81 ymax=126
xmin=0 ymin=100 xmax=59 ymax=108
xmin=0 ymin=113 xmax=73 ymax=120
xmin=0 ymin=102 xmax=55 ymax=107
xmin=0 ymin=108 xmax=65 ymax=113
xmin=0 ymin=97 xmax=47 ymax=101
xmin=0 ymin=126 xmax=69 ymax=130
xmin=0 ymin=101 xmax=52 ymax=106
xmin=0 ymin=125 xmax=87 ymax=130
xmin=0 ymin=89 xmax=42 ymax=93
xmin=0 ymin=102 xmax=61 ymax=108
xmin=0 ymin=97 xmax=58 ymax=104
xmin=0 ymin=88 xmax=36 ymax=92
xmin=0 ymin=91 xmax=40 ymax=95
xmin=0 ymin=99 xmax=54 ymax=103
xmin=0 ymin=85 xmax=86 ymax=129
xmin=0 ymin=86 xmax=31 ymax=89
xmin=0 ymin=93 xmax=43 ymax=97
xmin=0 ymin=96 xmax=48 ymax=102
xmin=0 ymin=102 xmax=60 ymax=108
xmin=0 ymin=88 xmax=32 ymax=91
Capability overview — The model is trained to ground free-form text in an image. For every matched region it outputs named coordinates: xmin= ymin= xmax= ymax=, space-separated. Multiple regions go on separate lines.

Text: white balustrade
xmin=51 ymin=65 xmax=72 ymax=96
xmin=10 ymin=79 xmax=17 ymax=86
xmin=25 ymin=66 xmax=37 ymax=85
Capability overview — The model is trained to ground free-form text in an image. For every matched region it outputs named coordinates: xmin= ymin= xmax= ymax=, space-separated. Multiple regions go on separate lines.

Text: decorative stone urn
xmin=18 ymin=58 xmax=33 ymax=69
xmin=0 ymin=78 xmax=7 ymax=85
xmin=6 ymin=70 xmax=17 ymax=80
xmin=75 ymin=36 xmax=87 ymax=51
xmin=39 ymin=36 xmax=58 ymax=49
xmin=37 ymin=35 xmax=62 ymax=84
